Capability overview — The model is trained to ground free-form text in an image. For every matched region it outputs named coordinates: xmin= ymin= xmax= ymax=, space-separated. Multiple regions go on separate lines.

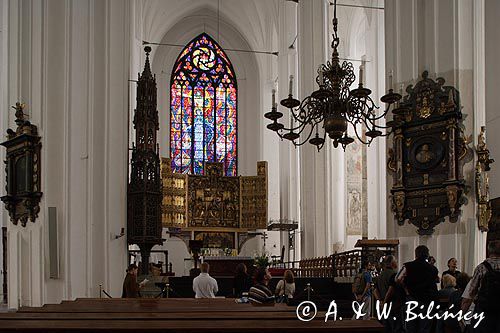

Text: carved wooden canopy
xmin=388 ymin=71 xmax=470 ymax=235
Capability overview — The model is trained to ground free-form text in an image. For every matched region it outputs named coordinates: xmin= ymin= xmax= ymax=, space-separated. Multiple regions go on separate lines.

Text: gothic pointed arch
xmin=170 ymin=33 xmax=237 ymax=176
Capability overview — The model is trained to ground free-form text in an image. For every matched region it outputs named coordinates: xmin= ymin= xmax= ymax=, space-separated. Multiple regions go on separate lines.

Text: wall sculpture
xmin=475 ymin=126 xmax=494 ymax=231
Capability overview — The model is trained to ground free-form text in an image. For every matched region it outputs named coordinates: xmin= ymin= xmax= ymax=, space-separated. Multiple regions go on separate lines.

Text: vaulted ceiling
xmin=140 ymin=0 xmax=279 ymax=52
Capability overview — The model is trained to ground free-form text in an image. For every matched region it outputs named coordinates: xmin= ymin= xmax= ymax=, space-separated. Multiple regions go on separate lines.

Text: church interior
xmin=0 ymin=0 xmax=499 ymax=332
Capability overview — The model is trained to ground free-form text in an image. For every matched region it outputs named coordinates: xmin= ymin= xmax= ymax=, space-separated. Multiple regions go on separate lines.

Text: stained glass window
xmin=170 ymin=33 xmax=237 ymax=176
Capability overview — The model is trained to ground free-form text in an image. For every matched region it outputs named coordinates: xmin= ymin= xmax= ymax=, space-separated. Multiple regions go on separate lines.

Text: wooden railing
xmin=272 ymin=250 xmax=362 ymax=281
xmin=271 ymin=240 xmax=397 ymax=282
xmin=332 ymin=250 xmax=362 ymax=282
xmin=271 ymin=256 xmax=334 ymax=278
xmin=295 ymin=256 xmax=334 ymax=278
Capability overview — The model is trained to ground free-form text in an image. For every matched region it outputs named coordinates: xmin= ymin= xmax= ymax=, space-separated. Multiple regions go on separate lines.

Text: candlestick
xmin=388 ymin=70 xmax=393 ymax=90
xmin=359 ymin=64 xmax=364 ymax=86
xmin=289 ymin=75 xmax=294 ymax=95
xmin=272 ymin=89 xmax=276 ymax=107
xmin=318 ymin=66 xmax=324 ymax=86
xmin=397 ymin=83 xmax=404 ymax=108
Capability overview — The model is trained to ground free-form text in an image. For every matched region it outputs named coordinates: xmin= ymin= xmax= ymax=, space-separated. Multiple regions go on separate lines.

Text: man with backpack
xmin=352 ymin=261 xmax=373 ymax=320
xmin=396 ymin=245 xmax=438 ymax=333
xmin=461 ymin=240 xmax=500 ymax=332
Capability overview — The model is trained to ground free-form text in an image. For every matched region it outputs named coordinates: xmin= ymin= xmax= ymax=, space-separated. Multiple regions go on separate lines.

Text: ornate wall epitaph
xmin=388 ymin=71 xmax=469 ymax=235
xmin=1 ymin=103 xmax=42 ymax=227
xmin=127 ymin=47 xmax=163 ymax=274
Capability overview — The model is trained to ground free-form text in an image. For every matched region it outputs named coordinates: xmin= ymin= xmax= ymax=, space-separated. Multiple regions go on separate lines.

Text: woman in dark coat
xmin=233 ymin=263 xmax=251 ymax=297
xmin=122 ymin=264 xmax=140 ymax=298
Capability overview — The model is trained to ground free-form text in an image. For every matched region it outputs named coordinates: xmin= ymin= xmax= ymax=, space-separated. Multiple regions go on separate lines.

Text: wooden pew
xmin=0 ymin=298 xmax=384 ymax=332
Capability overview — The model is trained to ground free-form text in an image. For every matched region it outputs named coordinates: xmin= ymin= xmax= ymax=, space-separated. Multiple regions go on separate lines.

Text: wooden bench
xmin=0 ymin=298 xmax=383 ymax=332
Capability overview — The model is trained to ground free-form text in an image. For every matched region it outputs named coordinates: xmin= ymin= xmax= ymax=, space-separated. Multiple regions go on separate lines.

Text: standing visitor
xmin=193 ymin=262 xmax=218 ymax=298
xmin=441 ymin=257 xmax=461 ymax=288
xmin=375 ymin=255 xmax=397 ymax=302
xmin=352 ymin=261 xmax=373 ymax=320
xmin=122 ymin=264 xmax=141 ymax=298
xmin=397 ymin=245 xmax=438 ymax=333
xmin=461 ymin=240 xmax=500 ymax=332
xmin=233 ymin=263 xmax=251 ymax=298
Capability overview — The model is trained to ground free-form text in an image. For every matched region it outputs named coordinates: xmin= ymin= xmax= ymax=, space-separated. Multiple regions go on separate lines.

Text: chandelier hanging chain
xmin=264 ymin=0 xmax=401 ymax=151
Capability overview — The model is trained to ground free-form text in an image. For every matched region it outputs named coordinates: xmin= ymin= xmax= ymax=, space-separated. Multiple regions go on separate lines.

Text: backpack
xmin=352 ymin=272 xmax=367 ymax=295
xmin=476 ymin=260 xmax=500 ymax=313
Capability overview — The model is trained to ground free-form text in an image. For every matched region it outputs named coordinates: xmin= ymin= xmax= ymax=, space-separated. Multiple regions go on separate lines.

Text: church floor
xmin=0 ymin=298 xmax=383 ymax=332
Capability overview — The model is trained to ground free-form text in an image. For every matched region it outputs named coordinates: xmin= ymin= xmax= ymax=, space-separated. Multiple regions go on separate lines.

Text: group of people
xmin=353 ymin=240 xmax=500 ymax=333
xmin=121 ymin=260 xmax=296 ymax=304
xmin=122 ymin=241 xmax=499 ymax=332
xmin=193 ymin=262 xmax=295 ymax=305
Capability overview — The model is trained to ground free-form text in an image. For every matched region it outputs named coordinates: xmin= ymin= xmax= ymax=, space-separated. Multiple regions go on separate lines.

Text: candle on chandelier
xmin=359 ymin=64 xmax=364 ymax=86
xmin=388 ymin=71 xmax=393 ymax=90
xmin=272 ymin=89 xmax=276 ymax=108
xmin=319 ymin=66 xmax=324 ymax=86
xmin=289 ymin=75 xmax=294 ymax=95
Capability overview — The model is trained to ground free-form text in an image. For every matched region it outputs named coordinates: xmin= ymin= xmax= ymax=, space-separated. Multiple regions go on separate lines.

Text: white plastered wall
xmin=385 ymin=0 xmax=487 ymax=275
xmin=2 ymin=0 xmax=130 ymax=308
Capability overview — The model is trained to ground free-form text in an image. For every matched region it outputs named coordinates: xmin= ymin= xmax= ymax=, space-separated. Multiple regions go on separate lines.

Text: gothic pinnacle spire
xmin=141 ymin=46 xmax=153 ymax=79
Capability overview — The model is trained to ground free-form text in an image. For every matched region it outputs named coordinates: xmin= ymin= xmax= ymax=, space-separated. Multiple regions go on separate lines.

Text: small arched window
xmin=170 ymin=33 xmax=237 ymax=176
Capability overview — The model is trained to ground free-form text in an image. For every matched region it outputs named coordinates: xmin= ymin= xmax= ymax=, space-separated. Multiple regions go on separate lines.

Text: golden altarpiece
xmin=161 ymin=158 xmax=268 ymax=253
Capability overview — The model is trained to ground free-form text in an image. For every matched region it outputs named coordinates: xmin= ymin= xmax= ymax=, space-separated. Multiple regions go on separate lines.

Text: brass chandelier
xmin=264 ymin=0 xmax=400 ymax=151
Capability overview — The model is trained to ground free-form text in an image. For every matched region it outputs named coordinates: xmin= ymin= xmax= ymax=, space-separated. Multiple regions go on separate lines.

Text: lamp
xmin=264 ymin=0 xmax=401 ymax=151
xmin=114 ymin=227 xmax=125 ymax=239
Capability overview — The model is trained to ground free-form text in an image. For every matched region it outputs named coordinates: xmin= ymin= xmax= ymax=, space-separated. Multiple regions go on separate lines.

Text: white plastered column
xmin=385 ymin=0 xmax=487 ymax=273
xmin=277 ymin=0 xmax=301 ymax=261
xmin=297 ymin=0 xmax=339 ymax=258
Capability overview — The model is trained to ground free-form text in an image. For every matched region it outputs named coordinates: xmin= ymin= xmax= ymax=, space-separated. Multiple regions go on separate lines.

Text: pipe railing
xmin=99 ymin=284 xmax=113 ymax=298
